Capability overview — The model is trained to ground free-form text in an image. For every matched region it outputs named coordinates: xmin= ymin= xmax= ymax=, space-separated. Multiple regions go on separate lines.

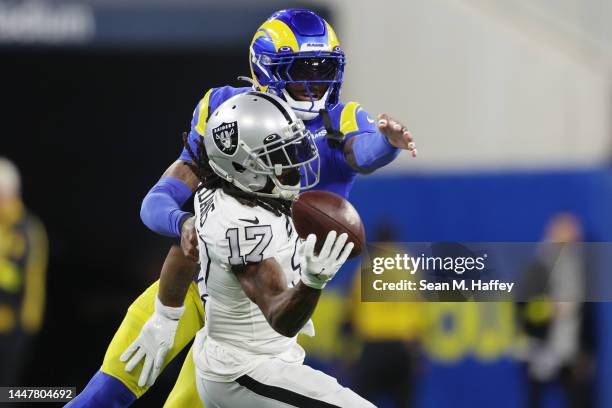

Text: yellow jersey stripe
xmin=339 ymin=102 xmax=361 ymax=135
xmin=194 ymin=89 xmax=213 ymax=136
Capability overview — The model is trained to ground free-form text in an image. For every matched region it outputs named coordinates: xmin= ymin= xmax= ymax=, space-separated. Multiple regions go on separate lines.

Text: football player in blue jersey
xmin=67 ymin=8 xmax=416 ymax=408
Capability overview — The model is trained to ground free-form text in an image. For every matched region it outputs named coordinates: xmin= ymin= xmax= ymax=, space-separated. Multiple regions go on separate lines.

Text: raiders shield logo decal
xmin=212 ymin=121 xmax=239 ymax=155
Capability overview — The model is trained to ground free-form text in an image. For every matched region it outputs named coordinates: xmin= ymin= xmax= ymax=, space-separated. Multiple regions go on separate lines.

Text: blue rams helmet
xmin=249 ymin=9 xmax=345 ymax=120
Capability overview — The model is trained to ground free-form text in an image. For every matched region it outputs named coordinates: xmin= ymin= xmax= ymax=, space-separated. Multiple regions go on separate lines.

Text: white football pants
xmin=196 ymin=358 xmax=375 ymax=408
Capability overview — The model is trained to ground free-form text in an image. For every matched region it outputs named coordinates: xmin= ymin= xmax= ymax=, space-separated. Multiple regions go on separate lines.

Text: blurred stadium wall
xmin=315 ymin=0 xmax=612 ymax=170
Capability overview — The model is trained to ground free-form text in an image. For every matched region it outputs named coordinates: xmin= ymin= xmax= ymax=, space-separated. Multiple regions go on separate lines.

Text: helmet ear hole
xmin=232 ymin=162 xmax=246 ymax=173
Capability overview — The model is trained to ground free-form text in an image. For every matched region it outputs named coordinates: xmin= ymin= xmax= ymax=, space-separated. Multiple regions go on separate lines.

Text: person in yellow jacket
xmin=0 ymin=157 xmax=48 ymax=385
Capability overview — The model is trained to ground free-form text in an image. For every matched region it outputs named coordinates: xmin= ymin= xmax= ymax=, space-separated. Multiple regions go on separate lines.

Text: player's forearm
xmin=140 ymin=161 xmax=198 ymax=238
xmin=344 ymin=131 xmax=400 ymax=174
xmin=158 ymin=245 xmax=199 ymax=307
xmin=264 ymin=281 xmax=321 ymax=337
xmin=141 ymin=188 xmax=191 ymax=238
xmin=238 ymin=259 xmax=322 ymax=338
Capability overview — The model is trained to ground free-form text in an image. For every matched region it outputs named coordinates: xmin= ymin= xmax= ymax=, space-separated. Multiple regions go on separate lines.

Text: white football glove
xmin=119 ymin=297 xmax=185 ymax=387
xmin=301 ymin=231 xmax=354 ymax=290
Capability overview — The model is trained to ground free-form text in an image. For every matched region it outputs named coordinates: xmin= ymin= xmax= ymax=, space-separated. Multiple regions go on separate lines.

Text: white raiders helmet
xmin=203 ymin=91 xmax=319 ymax=199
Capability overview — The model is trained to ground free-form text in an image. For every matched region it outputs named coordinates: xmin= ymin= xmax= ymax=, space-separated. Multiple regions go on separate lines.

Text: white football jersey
xmin=193 ymin=187 xmax=312 ymax=382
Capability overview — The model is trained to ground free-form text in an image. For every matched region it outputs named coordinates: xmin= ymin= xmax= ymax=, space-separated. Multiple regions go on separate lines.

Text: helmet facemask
xmin=252 ymin=51 xmax=345 ymax=120
xmin=244 ymin=120 xmax=319 ymax=199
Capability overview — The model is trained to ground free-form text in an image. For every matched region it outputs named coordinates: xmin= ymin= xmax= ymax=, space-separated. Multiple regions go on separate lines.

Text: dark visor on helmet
xmin=279 ymin=58 xmax=339 ymax=82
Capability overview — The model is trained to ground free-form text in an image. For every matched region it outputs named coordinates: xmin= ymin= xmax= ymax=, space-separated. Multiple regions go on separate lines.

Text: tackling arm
xmin=140 ymin=89 xmax=214 ymax=241
xmin=140 ymin=89 xmax=218 ymax=261
xmin=140 ymin=160 xmax=199 ymax=238
xmin=158 ymin=244 xmax=200 ymax=307
xmin=341 ymin=107 xmax=416 ymax=174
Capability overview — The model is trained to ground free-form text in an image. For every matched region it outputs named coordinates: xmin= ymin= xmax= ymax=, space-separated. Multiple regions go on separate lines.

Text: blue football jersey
xmin=179 ymin=86 xmax=378 ymax=199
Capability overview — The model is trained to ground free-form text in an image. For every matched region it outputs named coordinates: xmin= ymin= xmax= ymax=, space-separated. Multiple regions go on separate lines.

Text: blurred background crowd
xmin=2 ymin=0 xmax=612 ymax=407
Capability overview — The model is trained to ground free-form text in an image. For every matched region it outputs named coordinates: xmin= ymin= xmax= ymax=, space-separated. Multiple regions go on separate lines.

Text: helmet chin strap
xmin=280 ymin=88 xmax=329 ymax=121
xmin=271 ymin=183 xmax=300 ymax=200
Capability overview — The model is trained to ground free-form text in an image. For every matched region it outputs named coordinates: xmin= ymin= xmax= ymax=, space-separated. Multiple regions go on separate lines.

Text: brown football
xmin=291 ymin=190 xmax=365 ymax=258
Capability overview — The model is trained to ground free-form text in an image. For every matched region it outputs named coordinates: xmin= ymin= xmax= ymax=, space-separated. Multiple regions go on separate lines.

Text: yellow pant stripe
xmin=163 ymin=346 xmax=204 ymax=407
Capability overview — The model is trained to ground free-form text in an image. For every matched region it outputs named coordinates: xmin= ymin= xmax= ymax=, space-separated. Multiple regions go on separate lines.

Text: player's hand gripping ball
xmin=301 ymin=230 xmax=354 ymax=289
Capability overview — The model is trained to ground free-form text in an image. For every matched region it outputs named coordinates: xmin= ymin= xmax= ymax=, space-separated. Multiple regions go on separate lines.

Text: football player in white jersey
xmin=176 ymin=91 xmax=374 ymax=407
